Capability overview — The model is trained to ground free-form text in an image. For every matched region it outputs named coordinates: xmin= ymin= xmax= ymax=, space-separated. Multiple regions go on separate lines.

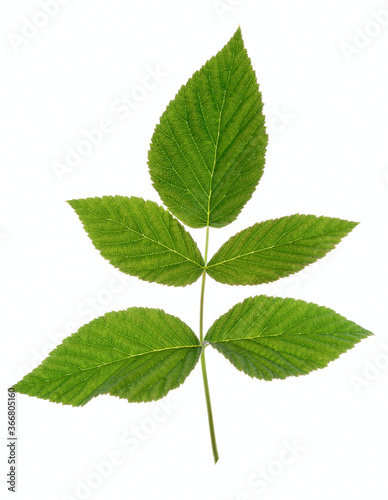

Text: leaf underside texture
xmin=14 ymin=308 xmax=201 ymax=406
xmin=207 ymin=215 xmax=358 ymax=285
xmin=68 ymin=196 xmax=204 ymax=287
xmin=205 ymin=295 xmax=372 ymax=380
xmin=148 ymin=27 xmax=268 ymax=228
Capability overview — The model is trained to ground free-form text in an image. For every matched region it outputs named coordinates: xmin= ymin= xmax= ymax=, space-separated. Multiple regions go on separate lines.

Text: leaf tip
xmin=234 ymin=25 xmax=242 ymax=38
xmin=12 ymin=381 xmax=23 ymax=394
xmin=66 ymin=198 xmax=79 ymax=210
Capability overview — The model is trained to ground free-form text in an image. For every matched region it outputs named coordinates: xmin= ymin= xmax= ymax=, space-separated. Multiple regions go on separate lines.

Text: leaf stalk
xmin=200 ymin=225 xmax=219 ymax=463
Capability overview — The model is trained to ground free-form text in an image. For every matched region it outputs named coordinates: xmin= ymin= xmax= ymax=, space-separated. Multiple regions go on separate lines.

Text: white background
xmin=1 ymin=1 xmax=388 ymax=499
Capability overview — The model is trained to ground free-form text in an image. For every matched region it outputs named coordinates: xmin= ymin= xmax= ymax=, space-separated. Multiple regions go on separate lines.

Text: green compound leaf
xmin=148 ymin=27 xmax=267 ymax=228
xmin=14 ymin=308 xmax=201 ymax=406
xmin=205 ymin=295 xmax=372 ymax=381
xmin=68 ymin=196 xmax=204 ymax=287
xmin=207 ymin=215 xmax=358 ymax=285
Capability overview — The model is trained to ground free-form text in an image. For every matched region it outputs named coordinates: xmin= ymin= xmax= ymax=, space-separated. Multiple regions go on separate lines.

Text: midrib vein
xmin=206 ymin=230 xmax=344 ymax=270
xmin=206 ymin=43 xmax=237 ymax=226
xmin=36 ymin=345 xmax=200 ymax=382
xmin=82 ymin=207 xmax=203 ymax=268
